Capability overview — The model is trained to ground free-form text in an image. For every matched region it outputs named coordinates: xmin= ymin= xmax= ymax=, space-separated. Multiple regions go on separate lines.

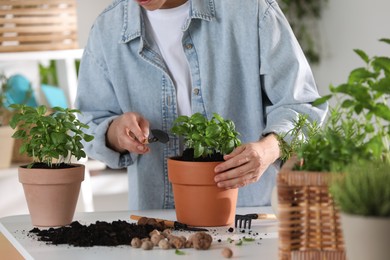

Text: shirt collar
xmin=120 ymin=0 xmax=215 ymax=44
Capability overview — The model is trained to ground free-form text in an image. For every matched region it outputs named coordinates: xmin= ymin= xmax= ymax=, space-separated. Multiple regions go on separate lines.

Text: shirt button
xmin=193 ymin=88 xmax=200 ymax=95
xmin=185 ymin=43 xmax=193 ymax=50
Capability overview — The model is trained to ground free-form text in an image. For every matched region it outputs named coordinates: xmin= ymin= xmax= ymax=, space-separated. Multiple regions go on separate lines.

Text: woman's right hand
xmin=106 ymin=112 xmax=150 ymax=154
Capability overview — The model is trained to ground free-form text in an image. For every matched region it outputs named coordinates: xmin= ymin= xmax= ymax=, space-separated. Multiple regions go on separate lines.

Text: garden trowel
xmin=130 ymin=215 xmax=208 ymax=232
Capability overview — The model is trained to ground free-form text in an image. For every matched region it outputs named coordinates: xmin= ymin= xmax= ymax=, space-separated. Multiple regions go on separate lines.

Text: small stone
xmin=221 ymin=247 xmax=233 ymax=258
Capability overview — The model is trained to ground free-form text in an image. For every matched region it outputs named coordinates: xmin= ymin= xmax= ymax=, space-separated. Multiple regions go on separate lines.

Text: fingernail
xmin=137 ymin=145 xmax=145 ymax=151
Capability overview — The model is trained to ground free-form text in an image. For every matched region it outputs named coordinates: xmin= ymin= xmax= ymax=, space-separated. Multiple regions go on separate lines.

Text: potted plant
xmin=9 ymin=104 xmax=94 ymax=227
xmin=0 ymin=73 xmax=16 ymax=168
xmin=329 ymin=159 xmax=390 ymax=260
xmin=168 ymin=112 xmax=241 ymax=227
xmin=276 ymin=38 xmax=390 ymax=260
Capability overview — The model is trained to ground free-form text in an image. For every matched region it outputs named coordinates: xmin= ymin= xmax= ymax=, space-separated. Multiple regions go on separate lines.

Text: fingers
xmin=214 ymin=143 xmax=265 ymax=189
xmin=106 ymin=112 xmax=151 ymax=154
xmin=126 ymin=113 xmax=150 ymax=144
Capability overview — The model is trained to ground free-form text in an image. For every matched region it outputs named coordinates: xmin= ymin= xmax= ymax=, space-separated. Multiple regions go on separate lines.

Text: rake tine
xmin=235 ymin=214 xmax=243 ymax=228
xmin=246 ymin=218 xmax=252 ymax=229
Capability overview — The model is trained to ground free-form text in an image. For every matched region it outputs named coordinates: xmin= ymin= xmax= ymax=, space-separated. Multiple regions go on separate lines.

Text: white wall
xmin=76 ymin=0 xmax=112 ymax=48
xmin=312 ymin=0 xmax=390 ymax=95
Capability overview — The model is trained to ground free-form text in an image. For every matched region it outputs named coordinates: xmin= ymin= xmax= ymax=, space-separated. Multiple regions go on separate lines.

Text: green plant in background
xmin=330 ymin=159 xmax=390 ymax=217
xmin=279 ymin=0 xmax=328 ymax=63
xmin=0 ymin=73 xmax=14 ymax=126
xmin=9 ymin=104 xmax=94 ymax=168
xmin=0 ymin=73 xmax=9 ymax=123
xmin=277 ymin=113 xmax=320 ymax=163
xmin=39 ymin=60 xmax=59 ymax=86
xmin=171 ymin=112 xmax=241 ymax=159
xmin=278 ymin=38 xmax=390 ymax=172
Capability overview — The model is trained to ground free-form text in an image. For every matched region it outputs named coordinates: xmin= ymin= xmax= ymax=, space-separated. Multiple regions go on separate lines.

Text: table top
xmin=0 ymin=207 xmax=278 ymax=260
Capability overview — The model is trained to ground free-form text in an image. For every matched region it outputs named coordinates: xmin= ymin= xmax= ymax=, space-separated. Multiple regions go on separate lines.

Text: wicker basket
xmin=0 ymin=0 xmax=78 ymax=52
xmin=277 ymin=157 xmax=346 ymax=260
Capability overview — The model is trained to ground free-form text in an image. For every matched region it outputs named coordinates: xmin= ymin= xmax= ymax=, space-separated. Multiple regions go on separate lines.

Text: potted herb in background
xmin=0 ymin=73 xmax=15 ymax=168
xmin=168 ymin=112 xmax=241 ymax=227
xmin=330 ymin=160 xmax=390 ymax=260
xmin=9 ymin=104 xmax=94 ymax=227
xmin=276 ymin=38 xmax=390 ymax=260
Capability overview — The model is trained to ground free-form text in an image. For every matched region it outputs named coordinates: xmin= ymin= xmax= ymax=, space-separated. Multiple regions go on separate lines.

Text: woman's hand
xmin=106 ymin=112 xmax=150 ymax=154
xmin=214 ymin=134 xmax=280 ymax=189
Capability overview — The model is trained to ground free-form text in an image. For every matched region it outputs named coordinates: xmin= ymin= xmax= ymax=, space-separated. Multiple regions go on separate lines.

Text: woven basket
xmin=277 ymin=157 xmax=346 ymax=260
xmin=0 ymin=0 xmax=78 ymax=52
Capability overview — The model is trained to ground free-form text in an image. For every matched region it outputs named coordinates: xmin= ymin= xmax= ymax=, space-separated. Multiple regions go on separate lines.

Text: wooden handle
xmin=256 ymin=213 xmax=277 ymax=220
xmin=130 ymin=215 xmax=175 ymax=228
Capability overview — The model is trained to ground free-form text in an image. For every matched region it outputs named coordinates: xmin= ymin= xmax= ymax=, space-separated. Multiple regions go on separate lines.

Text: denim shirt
xmin=75 ymin=0 xmax=327 ymax=210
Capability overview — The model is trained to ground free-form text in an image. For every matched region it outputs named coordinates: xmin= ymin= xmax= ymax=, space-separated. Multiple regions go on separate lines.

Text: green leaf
xmin=348 ymin=68 xmax=377 ymax=84
xmin=372 ymin=57 xmax=390 ymax=74
xmin=341 ymin=99 xmax=354 ymax=108
xmin=312 ymin=94 xmax=332 ymax=106
xmin=191 ymin=113 xmax=207 ymax=125
xmin=235 ymin=240 xmax=243 ymax=246
xmin=242 ymin=237 xmax=255 ymax=242
xmin=379 ymin=38 xmax=390 ymax=45
xmin=353 ymin=49 xmax=370 ymax=64
xmin=37 ymin=105 xmax=47 ymax=115
xmin=11 ymin=129 xmax=26 ymax=139
xmin=212 ymin=113 xmax=224 ymax=122
xmin=206 ymin=124 xmax=221 ymax=138
xmin=371 ymin=77 xmax=390 ymax=94
xmin=372 ymin=103 xmax=390 ymax=121
xmin=83 ymin=134 xmax=94 ymax=142
xmin=194 ymin=143 xmax=205 ymax=158
xmin=175 ymin=249 xmax=185 ymax=255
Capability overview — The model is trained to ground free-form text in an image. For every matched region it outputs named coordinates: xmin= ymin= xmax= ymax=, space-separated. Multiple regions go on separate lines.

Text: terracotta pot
xmin=18 ymin=164 xmax=85 ymax=227
xmin=341 ymin=213 xmax=390 ymax=260
xmin=0 ymin=126 xmax=14 ymax=168
xmin=167 ymin=158 xmax=238 ymax=227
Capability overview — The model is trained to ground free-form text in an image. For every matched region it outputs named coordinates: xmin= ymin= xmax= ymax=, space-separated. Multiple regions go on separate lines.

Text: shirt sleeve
xmin=258 ymin=0 xmax=328 ymax=139
xmin=75 ymin=26 xmax=135 ymax=169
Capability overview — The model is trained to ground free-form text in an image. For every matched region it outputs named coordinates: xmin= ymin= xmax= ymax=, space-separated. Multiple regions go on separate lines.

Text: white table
xmin=0 ymin=207 xmax=278 ymax=260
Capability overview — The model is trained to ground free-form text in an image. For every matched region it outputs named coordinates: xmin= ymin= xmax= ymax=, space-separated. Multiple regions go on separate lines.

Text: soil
xmin=24 ymin=162 xmax=76 ymax=169
xmin=176 ymin=148 xmax=224 ymax=162
xmin=29 ymin=220 xmax=164 ymax=247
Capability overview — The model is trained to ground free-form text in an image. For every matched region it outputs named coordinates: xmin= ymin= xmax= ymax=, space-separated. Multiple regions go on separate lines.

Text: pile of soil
xmin=29 ymin=220 xmax=163 ymax=247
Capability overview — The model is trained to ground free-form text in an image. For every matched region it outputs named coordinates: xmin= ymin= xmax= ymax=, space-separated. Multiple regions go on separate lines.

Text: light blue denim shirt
xmin=76 ymin=0 xmax=327 ymax=210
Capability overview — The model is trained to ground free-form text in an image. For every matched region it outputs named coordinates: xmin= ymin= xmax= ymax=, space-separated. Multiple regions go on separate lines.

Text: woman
xmin=76 ymin=0 xmax=327 ymax=210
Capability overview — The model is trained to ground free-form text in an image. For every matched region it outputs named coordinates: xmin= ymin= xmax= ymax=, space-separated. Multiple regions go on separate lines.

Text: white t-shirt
xmin=145 ymin=2 xmax=191 ymax=116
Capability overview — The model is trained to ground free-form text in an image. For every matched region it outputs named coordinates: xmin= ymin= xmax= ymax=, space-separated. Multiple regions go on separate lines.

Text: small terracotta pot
xmin=18 ymin=164 xmax=85 ymax=227
xmin=168 ymin=158 xmax=238 ymax=227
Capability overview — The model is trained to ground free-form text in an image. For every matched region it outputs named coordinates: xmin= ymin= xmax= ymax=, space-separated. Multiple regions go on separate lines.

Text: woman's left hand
xmin=214 ymin=134 xmax=280 ymax=189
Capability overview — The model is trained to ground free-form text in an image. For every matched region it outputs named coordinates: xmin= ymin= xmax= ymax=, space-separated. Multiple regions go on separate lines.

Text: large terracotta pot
xmin=341 ymin=213 xmax=390 ymax=260
xmin=167 ymin=158 xmax=238 ymax=227
xmin=18 ymin=164 xmax=84 ymax=227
